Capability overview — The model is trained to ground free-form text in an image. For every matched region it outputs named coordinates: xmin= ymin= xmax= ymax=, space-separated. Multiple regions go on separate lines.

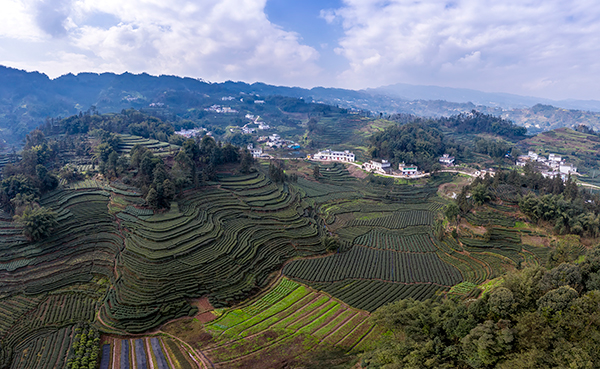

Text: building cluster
xmin=516 ymin=151 xmax=577 ymax=179
xmin=312 ymin=149 xmax=356 ymax=162
xmin=174 ymin=128 xmax=207 ymax=138
xmin=257 ymin=134 xmax=298 ymax=149
xmin=362 ymin=160 xmax=420 ymax=176
xmin=204 ymin=105 xmax=238 ymax=113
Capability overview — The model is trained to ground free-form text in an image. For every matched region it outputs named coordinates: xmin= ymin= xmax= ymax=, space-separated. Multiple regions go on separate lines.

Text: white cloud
xmin=329 ymin=0 xmax=600 ymax=99
xmin=0 ymin=0 xmax=321 ymax=87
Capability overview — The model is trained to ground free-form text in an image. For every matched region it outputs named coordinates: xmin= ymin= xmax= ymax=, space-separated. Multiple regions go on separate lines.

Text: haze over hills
xmin=367 ymin=83 xmax=600 ymax=112
xmin=3 ymin=65 xmax=600 ymax=144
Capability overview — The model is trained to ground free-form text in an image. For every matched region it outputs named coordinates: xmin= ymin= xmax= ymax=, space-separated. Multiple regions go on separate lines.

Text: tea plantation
xmin=0 ymin=162 xmax=547 ymax=368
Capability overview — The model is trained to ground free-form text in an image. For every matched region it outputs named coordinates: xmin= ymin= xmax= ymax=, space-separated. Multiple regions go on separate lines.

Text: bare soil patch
xmin=347 ymin=165 xmax=367 ymax=179
xmin=522 ymin=235 xmax=549 ymax=247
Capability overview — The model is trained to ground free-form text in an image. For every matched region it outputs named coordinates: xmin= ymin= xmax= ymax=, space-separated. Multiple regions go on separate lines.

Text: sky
xmin=1 ymin=0 xmax=600 ymax=100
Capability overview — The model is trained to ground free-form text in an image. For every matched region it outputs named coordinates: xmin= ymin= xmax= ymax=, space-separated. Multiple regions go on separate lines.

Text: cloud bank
xmin=0 ymin=0 xmax=321 ymax=86
xmin=325 ymin=0 xmax=600 ymax=99
xmin=1 ymin=0 xmax=600 ymax=100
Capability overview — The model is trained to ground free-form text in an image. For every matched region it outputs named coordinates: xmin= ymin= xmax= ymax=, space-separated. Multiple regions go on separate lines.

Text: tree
xmin=471 ymin=184 xmax=492 ymax=205
xmin=239 ymin=149 xmax=253 ymax=174
xmin=444 ymin=202 xmax=460 ymax=228
xmin=313 ymin=165 xmax=320 ymax=180
xmin=321 ymin=236 xmax=340 ymax=253
xmin=14 ymin=206 xmax=58 ymax=241
xmin=146 ymin=188 xmax=159 ymax=209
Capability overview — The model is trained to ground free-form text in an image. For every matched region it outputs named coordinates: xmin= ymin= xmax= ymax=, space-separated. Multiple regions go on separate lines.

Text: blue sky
xmin=1 ymin=0 xmax=600 ymax=100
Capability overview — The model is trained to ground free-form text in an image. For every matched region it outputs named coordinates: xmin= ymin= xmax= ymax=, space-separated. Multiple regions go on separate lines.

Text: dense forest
xmin=363 ymin=249 xmax=600 ymax=368
xmin=368 ymin=122 xmax=462 ymax=171
xmin=441 ymin=110 xmax=527 ymax=139
xmin=370 ymin=111 xmax=527 ymax=170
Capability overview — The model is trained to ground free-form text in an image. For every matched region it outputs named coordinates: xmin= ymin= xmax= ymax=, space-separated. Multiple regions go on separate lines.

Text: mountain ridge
xmin=2 ymin=65 xmax=600 ymax=144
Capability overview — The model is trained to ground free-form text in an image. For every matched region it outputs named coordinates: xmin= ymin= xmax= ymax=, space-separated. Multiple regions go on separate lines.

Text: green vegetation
xmin=361 ymin=245 xmax=600 ymax=368
xmin=13 ymin=206 xmax=57 ymax=241
xmin=4 ymin=83 xmax=600 ymax=369
xmin=162 ymin=277 xmax=376 ymax=368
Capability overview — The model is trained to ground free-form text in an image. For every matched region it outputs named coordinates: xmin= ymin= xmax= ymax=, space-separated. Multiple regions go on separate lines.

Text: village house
xmin=528 ymin=151 xmax=540 ymax=161
xmin=363 ymin=160 xmax=391 ymax=174
xmin=439 ymin=154 xmax=455 ymax=166
xmin=398 ymin=163 xmax=419 ymax=176
xmin=559 ymin=163 xmax=577 ymax=175
xmin=247 ymin=144 xmax=263 ymax=158
xmin=549 ymin=153 xmax=562 ymax=162
xmin=313 ymin=149 xmax=356 ymax=162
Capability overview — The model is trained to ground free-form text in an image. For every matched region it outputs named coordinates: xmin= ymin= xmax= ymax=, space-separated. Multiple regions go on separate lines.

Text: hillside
xmin=519 ymin=127 xmax=600 ymax=174
xmin=2 ymin=81 xmax=600 ymax=368
xmin=3 ymin=66 xmax=600 ymax=146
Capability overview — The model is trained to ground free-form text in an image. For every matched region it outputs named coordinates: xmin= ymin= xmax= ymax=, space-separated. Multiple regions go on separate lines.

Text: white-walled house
xmin=528 ymin=151 xmax=539 ymax=161
xmin=559 ymin=163 xmax=577 ymax=175
xmin=398 ymin=163 xmax=419 ymax=176
xmin=363 ymin=160 xmax=392 ymax=174
xmin=439 ymin=154 xmax=455 ymax=166
xmin=313 ymin=149 xmax=355 ymax=162
xmin=247 ymin=144 xmax=263 ymax=158
xmin=549 ymin=153 xmax=562 ymax=162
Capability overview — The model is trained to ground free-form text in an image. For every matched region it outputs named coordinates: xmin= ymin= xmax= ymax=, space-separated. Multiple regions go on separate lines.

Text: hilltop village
xmin=305 ymin=147 xmax=578 ymax=181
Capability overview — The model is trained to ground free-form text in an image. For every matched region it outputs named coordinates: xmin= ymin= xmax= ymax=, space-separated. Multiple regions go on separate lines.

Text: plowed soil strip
xmin=336 ymin=320 xmax=374 ymax=349
xmin=286 ymin=301 xmax=337 ymax=331
xmin=312 ymin=310 xmax=356 ymax=340
xmin=322 ymin=312 xmax=368 ymax=345
xmin=213 ymin=334 xmax=318 ymax=369
xmin=308 ymin=305 xmax=345 ymax=335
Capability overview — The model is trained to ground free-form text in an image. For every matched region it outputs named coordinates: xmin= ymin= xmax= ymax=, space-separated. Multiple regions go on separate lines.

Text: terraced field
xmin=0 ymin=170 xmax=328 ymax=365
xmin=0 ymin=161 xmax=549 ymax=366
xmin=117 ymin=134 xmax=180 ymax=156
xmin=161 ymin=277 xmax=381 ymax=369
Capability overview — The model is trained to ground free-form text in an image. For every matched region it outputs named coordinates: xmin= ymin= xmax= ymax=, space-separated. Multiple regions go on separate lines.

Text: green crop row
xmin=283 ymin=245 xmax=463 ymax=286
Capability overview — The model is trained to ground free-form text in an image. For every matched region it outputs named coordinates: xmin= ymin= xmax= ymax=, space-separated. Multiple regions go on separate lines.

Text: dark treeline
xmin=368 ymin=122 xmax=462 ymax=172
xmin=441 ymin=110 xmax=527 ymax=138
xmin=373 ymin=111 xmax=526 ymax=171
xmin=40 ymin=108 xmax=196 ymax=145
xmin=362 ymin=246 xmax=600 ymax=368
xmin=389 ymin=110 xmax=527 ymax=139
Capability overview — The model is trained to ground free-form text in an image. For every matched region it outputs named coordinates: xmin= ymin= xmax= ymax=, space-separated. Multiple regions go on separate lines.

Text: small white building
xmin=528 ymin=151 xmax=539 ymax=161
xmin=398 ymin=163 xmax=419 ymax=176
xmin=314 ymin=149 xmax=356 ymax=162
xmin=247 ymin=144 xmax=263 ymax=158
xmin=363 ymin=160 xmax=391 ymax=174
xmin=549 ymin=153 xmax=562 ymax=162
xmin=559 ymin=163 xmax=577 ymax=175
xmin=439 ymin=154 xmax=455 ymax=166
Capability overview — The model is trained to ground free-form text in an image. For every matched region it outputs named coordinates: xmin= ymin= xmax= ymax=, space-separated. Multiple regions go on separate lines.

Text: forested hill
xmin=3 ymin=65 xmax=600 ymax=145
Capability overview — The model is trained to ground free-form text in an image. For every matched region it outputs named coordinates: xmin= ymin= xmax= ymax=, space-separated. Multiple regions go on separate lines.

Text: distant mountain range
xmin=367 ymin=83 xmax=600 ymax=112
xmin=2 ymin=65 xmax=600 ymax=145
